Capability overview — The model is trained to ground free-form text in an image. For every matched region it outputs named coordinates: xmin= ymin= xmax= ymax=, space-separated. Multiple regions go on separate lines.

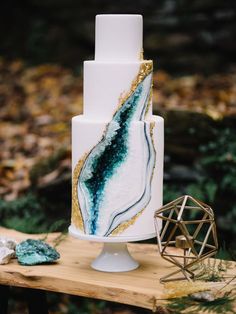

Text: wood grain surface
xmin=0 ymin=227 xmax=235 ymax=312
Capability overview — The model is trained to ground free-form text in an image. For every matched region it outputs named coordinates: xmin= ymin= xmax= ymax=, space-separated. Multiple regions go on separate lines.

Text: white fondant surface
xmin=95 ymin=15 xmax=143 ymax=61
xmin=83 ymin=60 xmax=152 ymax=121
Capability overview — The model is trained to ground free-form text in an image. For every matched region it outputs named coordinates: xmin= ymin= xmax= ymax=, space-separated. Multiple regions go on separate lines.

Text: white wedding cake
xmin=70 ymin=14 xmax=164 ymax=241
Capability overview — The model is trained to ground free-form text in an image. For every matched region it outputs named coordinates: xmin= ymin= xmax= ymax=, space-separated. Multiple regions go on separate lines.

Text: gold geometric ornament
xmin=154 ymin=195 xmax=218 ymax=282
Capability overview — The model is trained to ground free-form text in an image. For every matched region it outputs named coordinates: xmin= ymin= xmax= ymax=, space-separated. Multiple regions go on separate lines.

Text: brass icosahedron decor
xmin=154 ymin=195 xmax=218 ymax=282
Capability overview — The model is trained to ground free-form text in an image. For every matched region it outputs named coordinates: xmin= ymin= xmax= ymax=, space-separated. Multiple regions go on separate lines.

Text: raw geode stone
xmin=16 ymin=239 xmax=60 ymax=266
xmin=0 ymin=236 xmax=17 ymax=250
xmin=190 ymin=291 xmax=215 ymax=302
xmin=0 ymin=247 xmax=15 ymax=265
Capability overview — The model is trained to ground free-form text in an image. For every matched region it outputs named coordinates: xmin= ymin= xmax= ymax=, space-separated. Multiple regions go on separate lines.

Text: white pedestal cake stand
xmin=69 ymin=225 xmax=155 ymax=272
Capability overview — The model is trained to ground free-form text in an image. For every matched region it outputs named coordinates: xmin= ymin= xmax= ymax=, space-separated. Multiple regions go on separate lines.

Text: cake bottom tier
xmin=71 ymin=114 xmax=164 ymax=241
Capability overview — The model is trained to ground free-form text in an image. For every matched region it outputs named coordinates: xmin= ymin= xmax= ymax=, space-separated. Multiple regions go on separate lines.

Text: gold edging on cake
xmin=139 ymin=49 xmax=144 ymax=61
xmin=110 ymin=208 xmax=145 ymax=236
xmin=150 ymin=121 xmax=157 ymax=179
xmin=116 ymin=60 xmax=153 ymax=114
xmin=144 ymin=79 xmax=153 ymax=117
xmin=71 ymin=153 xmax=88 ymax=231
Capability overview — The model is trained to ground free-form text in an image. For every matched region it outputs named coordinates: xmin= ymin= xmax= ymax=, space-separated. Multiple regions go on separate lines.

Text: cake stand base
xmin=68 ymin=225 xmax=156 ymax=272
xmin=91 ymin=243 xmax=139 ymax=272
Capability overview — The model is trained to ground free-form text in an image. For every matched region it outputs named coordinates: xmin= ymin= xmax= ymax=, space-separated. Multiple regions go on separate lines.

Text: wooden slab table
xmin=0 ymin=227 xmax=235 ymax=314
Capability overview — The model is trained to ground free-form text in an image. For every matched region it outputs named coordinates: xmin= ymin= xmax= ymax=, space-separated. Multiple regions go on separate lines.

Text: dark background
xmin=1 ymin=0 xmax=236 ymax=74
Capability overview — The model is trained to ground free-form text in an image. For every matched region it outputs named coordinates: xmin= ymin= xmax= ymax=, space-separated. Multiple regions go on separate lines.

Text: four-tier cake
xmin=70 ymin=14 xmax=164 ymax=241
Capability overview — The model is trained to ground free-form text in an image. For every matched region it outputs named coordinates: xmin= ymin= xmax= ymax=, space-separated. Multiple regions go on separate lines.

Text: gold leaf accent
xmin=116 ymin=61 xmax=153 ymax=113
xmin=71 ymin=153 xmax=88 ymax=231
xmin=139 ymin=49 xmax=144 ymax=61
xmin=150 ymin=121 xmax=157 ymax=175
xmin=110 ymin=208 xmax=145 ymax=236
xmin=144 ymin=80 xmax=153 ymax=117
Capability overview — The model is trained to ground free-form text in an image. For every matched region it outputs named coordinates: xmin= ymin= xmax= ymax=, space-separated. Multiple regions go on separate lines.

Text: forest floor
xmin=0 ymin=58 xmax=235 ymax=202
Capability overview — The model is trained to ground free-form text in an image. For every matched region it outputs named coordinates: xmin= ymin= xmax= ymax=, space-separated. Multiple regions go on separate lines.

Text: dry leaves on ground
xmin=0 ymin=58 xmax=235 ymax=200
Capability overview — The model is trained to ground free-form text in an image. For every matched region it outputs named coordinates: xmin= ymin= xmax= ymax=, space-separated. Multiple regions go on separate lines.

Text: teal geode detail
xmin=16 ymin=239 xmax=60 ymax=266
xmin=81 ymin=83 xmax=146 ymax=235
xmin=77 ymin=71 xmax=154 ymax=236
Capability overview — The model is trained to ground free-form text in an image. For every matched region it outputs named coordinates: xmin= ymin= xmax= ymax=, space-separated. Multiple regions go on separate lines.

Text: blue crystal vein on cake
xmin=76 ymin=72 xmax=155 ymax=236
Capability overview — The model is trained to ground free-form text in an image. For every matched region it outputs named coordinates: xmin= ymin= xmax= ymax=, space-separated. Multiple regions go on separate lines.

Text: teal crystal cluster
xmin=80 ymin=83 xmax=144 ymax=235
xmin=16 ymin=239 xmax=60 ymax=266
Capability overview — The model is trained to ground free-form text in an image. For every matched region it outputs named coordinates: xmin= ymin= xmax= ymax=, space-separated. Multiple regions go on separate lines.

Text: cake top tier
xmin=95 ymin=14 xmax=143 ymax=62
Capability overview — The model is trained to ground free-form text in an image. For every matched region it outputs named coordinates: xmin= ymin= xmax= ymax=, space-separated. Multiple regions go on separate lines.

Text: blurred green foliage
xmin=0 ymin=193 xmax=68 ymax=233
xmin=164 ymin=126 xmax=236 ymax=253
xmin=0 ymin=193 xmax=46 ymax=233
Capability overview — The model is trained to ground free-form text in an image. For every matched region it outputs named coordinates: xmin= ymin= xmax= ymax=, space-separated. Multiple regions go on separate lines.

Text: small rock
xmin=16 ymin=239 xmax=60 ymax=266
xmin=190 ymin=291 xmax=215 ymax=302
xmin=0 ymin=247 xmax=15 ymax=265
xmin=0 ymin=236 xmax=17 ymax=250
